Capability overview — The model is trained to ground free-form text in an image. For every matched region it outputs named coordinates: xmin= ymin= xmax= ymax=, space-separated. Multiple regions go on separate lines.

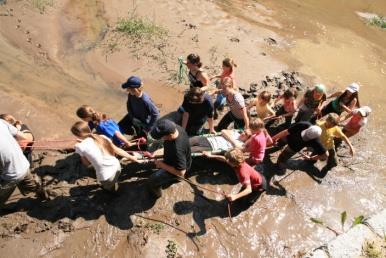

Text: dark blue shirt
xmin=126 ymin=92 xmax=159 ymax=130
xmin=182 ymin=93 xmax=213 ymax=127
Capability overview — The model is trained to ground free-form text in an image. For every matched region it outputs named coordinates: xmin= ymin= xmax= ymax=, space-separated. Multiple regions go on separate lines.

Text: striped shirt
xmin=227 ymin=92 xmax=245 ymax=119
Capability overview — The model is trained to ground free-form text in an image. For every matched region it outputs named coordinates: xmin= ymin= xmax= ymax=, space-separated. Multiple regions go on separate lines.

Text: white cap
xmin=356 ymin=106 xmax=372 ymax=117
xmin=346 ymin=83 xmax=360 ymax=93
xmin=301 ymin=125 xmax=322 ymax=141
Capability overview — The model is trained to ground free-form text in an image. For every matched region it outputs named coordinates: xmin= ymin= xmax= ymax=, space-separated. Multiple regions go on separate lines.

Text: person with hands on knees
xmin=147 ymin=120 xmax=192 ymax=198
xmin=119 ymin=76 xmax=159 ymax=137
xmin=203 ymin=148 xmax=267 ymax=204
xmin=316 ymin=113 xmax=354 ymax=176
xmin=272 ymin=121 xmax=328 ymax=175
xmin=295 ymin=84 xmax=327 ymax=123
xmin=181 ymin=87 xmax=215 ymax=136
xmin=71 ymin=121 xmax=140 ymax=192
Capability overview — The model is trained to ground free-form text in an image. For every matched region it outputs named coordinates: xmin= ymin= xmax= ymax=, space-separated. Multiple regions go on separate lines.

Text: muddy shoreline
xmin=0 ymin=0 xmax=385 ymax=257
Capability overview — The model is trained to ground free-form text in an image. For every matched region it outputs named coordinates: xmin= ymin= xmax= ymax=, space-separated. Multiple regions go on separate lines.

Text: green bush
xmin=116 ymin=16 xmax=167 ymax=40
xmin=32 ymin=0 xmax=53 ymax=13
xmin=370 ymin=16 xmax=386 ymax=29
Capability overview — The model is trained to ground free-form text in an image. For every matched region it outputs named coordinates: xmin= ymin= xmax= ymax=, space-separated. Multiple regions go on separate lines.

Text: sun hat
xmin=314 ymin=84 xmax=326 ymax=93
xmin=346 ymin=82 xmax=360 ymax=93
xmin=301 ymin=125 xmax=322 ymax=141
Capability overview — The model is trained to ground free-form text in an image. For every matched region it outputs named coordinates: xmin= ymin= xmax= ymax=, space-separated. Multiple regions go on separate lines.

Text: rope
xmin=177 ymin=56 xmax=188 ymax=85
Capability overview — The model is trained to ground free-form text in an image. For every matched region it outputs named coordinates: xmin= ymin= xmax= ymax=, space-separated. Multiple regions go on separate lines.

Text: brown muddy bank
xmin=0 ymin=0 xmax=385 ymax=257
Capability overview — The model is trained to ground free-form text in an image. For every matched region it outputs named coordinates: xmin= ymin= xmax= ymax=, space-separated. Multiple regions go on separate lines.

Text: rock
xmin=261 ymin=52 xmax=267 ymax=56
xmin=305 ymin=248 xmax=329 ymax=258
xmin=27 ymin=37 xmax=31 ymax=43
xmin=25 ymin=30 xmax=30 ymax=34
xmin=264 ymin=37 xmax=277 ymax=45
xmin=229 ymin=37 xmax=240 ymax=43
xmin=366 ymin=209 xmax=386 ymax=237
xmin=36 ymin=43 xmax=41 ymax=48
xmin=327 ymin=224 xmax=377 ymax=258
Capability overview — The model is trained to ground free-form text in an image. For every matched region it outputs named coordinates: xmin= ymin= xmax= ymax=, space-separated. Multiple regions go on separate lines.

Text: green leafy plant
xmin=116 ymin=15 xmax=167 ymax=40
xmin=310 ymin=211 xmax=366 ymax=236
xmin=369 ymin=16 xmax=386 ymax=29
xmin=32 ymin=0 xmax=53 ymax=13
xmin=144 ymin=223 xmax=164 ymax=234
xmin=165 ymin=240 xmax=178 ymax=258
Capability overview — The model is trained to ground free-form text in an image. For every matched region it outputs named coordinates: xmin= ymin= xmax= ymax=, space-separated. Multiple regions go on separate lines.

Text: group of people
xmin=0 ymin=53 xmax=372 ymax=210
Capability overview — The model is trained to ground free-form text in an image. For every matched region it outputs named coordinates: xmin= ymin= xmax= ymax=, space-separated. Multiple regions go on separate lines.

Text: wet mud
xmin=0 ymin=0 xmax=385 ymax=257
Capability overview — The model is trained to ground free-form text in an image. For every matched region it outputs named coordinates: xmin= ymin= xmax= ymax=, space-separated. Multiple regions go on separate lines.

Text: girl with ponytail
xmin=71 ymin=121 xmax=139 ymax=192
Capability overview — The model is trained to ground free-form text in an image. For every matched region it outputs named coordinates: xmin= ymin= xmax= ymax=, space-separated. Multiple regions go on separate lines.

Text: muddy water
xmin=0 ymin=0 xmax=385 ymax=257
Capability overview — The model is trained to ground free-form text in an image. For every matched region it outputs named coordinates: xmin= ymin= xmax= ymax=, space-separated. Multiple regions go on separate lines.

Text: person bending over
xmin=147 ymin=120 xmax=192 ymax=198
xmin=204 ymin=148 xmax=267 ymax=204
xmin=71 ymin=121 xmax=139 ymax=192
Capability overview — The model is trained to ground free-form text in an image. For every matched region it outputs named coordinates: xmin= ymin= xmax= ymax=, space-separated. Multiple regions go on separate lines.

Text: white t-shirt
xmin=207 ymin=131 xmax=243 ymax=151
xmin=0 ymin=120 xmax=30 ymax=181
xmin=75 ymin=137 xmax=121 ymax=182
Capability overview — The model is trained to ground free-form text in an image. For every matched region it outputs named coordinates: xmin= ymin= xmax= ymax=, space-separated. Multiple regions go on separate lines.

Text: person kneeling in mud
xmin=317 ymin=113 xmax=354 ymax=176
xmin=147 ymin=120 xmax=192 ymax=198
xmin=71 ymin=121 xmax=140 ymax=192
xmin=204 ymin=148 xmax=267 ymax=204
xmin=1 ymin=119 xmax=46 ymax=210
xmin=272 ymin=121 xmax=328 ymax=177
xmin=0 ymin=114 xmax=35 ymax=165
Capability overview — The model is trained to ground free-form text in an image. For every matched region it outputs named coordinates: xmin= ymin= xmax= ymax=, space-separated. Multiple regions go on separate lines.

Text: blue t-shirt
xmin=96 ymin=119 xmax=123 ymax=146
xmin=126 ymin=92 xmax=159 ymax=130
xmin=182 ymin=93 xmax=214 ymax=127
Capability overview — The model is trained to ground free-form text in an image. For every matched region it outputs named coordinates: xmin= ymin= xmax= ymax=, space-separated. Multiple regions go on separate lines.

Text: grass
xmin=144 ymin=223 xmax=164 ymax=235
xmin=165 ymin=240 xmax=178 ymax=258
xmin=32 ymin=0 xmax=54 ymax=13
xmin=362 ymin=240 xmax=386 ymax=258
xmin=369 ymin=16 xmax=386 ymax=29
xmin=116 ymin=15 xmax=167 ymax=40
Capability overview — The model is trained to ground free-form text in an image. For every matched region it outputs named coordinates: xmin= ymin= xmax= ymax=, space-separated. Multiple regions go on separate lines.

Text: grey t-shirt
xmin=207 ymin=131 xmax=243 ymax=151
xmin=0 ymin=120 xmax=30 ymax=181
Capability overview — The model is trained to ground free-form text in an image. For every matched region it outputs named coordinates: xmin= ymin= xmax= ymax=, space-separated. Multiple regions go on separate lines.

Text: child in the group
xmin=76 ymin=105 xmax=133 ymax=148
xmin=71 ymin=121 xmax=139 ymax=192
xmin=204 ymin=148 xmax=267 ymax=203
xmin=340 ymin=106 xmax=371 ymax=138
xmin=295 ymin=84 xmax=327 ymax=123
xmin=119 ymin=76 xmax=159 ymax=137
xmin=0 ymin=114 xmax=35 ymax=163
xmin=321 ymin=83 xmax=360 ymax=117
xmin=216 ymin=77 xmax=249 ymax=130
xmin=316 ymin=113 xmax=354 ymax=175
xmin=210 ymin=58 xmax=237 ymax=119
xmin=247 ymin=91 xmax=275 ymax=120
xmin=267 ymin=89 xmax=298 ymax=128
xmin=244 ymin=118 xmax=273 ymax=166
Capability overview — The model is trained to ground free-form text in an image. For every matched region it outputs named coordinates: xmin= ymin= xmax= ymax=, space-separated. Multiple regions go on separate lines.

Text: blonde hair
xmin=249 ymin=118 xmax=265 ymax=131
xmin=326 ymin=113 xmax=339 ymax=126
xmin=76 ymin=105 xmax=107 ymax=124
xmin=222 ymin=77 xmax=234 ymax=89
xmin=225 ymin=148 xmax=245 ymax=167
xmin=71 ymin=121 xmax=115 ymax=156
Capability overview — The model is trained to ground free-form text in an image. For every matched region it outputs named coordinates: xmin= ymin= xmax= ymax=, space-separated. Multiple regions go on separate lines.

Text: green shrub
xmin=116 ymin=16 xmax=167 ymax=40
xmin=32 ymin=0 xmax=53 ymax=13
xmin=370 ymin=16 xmax=386 ymax=29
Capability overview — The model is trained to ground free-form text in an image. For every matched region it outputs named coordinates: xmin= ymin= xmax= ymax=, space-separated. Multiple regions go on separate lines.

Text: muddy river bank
xmin=0 ymin=0 xmax=385 ymax=257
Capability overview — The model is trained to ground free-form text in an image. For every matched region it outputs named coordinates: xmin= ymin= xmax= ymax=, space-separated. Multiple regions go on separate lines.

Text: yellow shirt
xmin=317 ymin=121 xmax=344 ymax=150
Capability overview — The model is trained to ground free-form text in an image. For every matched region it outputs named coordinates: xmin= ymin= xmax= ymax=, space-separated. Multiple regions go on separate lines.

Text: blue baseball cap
xmin=121 ymin=76 xmax=142 ymax=89
xmin=150 ymin=119 xmax=177 ymax=139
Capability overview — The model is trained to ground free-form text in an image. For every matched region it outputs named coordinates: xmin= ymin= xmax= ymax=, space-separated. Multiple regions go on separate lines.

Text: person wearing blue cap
xmin=147 ymin=119 xmax=192 ymax=198
xmin=119 ymin=76 xmax=160 ymax=138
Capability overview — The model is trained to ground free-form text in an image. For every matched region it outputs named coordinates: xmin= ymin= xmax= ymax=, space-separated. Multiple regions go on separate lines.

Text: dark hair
xmin=339 ymin=90 xmax=360 ymax=108
xmin=222 ymin=58 xmax=237 ymax=71
xmin=187 ymin=87 xmax=205 ymax=104
xmin=259 ymin=91 xmax=272 ymax=102
xmin=283 ymin=89 xmax=298 ymax=99
xmin=187 ymin=53 xmax=202 ymax=68
xmin=76 ymin=105 xmax=107 ymax=124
